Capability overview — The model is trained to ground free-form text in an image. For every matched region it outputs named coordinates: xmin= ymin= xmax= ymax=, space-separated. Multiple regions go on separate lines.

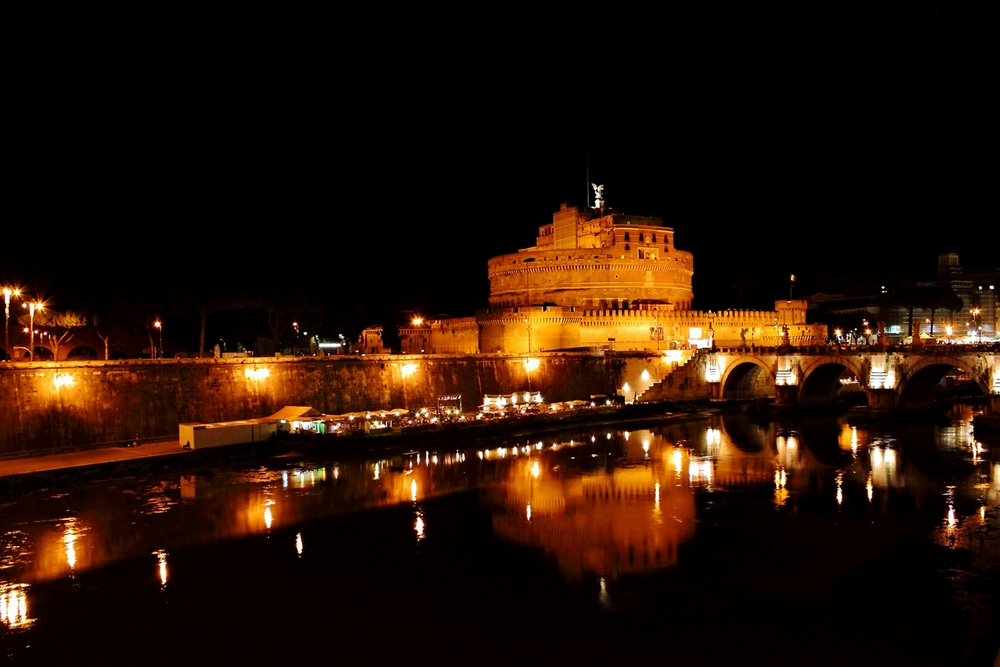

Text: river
xmin=1 ymin=406 xmax=998 ymax=665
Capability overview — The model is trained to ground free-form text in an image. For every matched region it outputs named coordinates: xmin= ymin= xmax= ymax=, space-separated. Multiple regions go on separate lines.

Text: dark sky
xmin=4 ymin=8 xmax=993 ymax=338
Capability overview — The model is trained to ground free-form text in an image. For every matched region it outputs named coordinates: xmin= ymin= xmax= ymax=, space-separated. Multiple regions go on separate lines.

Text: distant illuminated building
xmin=364 ymin=198 xmax=826 ymax=355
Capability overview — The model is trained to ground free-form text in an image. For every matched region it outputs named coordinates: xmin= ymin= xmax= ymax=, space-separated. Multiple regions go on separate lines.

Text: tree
xmin=889 ymin=286 xmax=964 ymax=340
xmin=250 ymin=290 xmax=323 ymax=355
xmin=21 ymin=310 xmax=88 ymax=360
xmin=96 ymin=330 xmax=110 ymax=360
xmin=168 ymin=288 xmax=248 ymax=358
xmin=888 ymin=286 xmax=923 ymax=338
xmin=920 ymin=286 xmax=964 ymax=340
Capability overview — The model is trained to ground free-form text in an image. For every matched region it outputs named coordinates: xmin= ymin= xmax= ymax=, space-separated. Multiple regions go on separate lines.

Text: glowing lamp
xmin=244 ymin=367 xmax=270 ymax=381
xmin=663 ymin=350 xmax=683 ymax=363
xmin=775 ymin=369 xmax=795 ymax=386
xmin=705 ymin=364 xmax=720 ymax=383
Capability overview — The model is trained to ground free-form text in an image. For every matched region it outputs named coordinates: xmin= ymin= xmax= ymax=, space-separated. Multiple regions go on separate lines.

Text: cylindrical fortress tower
xmin=488 ymin=203 xmax=693 ymax=310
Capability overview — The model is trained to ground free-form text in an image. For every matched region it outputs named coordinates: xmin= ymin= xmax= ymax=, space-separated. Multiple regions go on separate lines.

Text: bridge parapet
xmin=679 ymin=347 xmax=1000 ymax=412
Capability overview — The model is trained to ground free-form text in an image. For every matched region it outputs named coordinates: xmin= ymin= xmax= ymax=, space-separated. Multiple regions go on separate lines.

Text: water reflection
xmin=488 ymin=436 xmax=697 ymax=581
xmin=0 ymin=409 xmax=995 ymax=593
xmin=0 ymin=582 xmax=32 ymax=628
xmin=153 ymin=549 xmax=168 ymax=588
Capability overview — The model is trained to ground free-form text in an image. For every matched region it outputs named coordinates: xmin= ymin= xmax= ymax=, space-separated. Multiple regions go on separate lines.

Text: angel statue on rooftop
xmin=592 ymin=183 xmax=604 ymax=208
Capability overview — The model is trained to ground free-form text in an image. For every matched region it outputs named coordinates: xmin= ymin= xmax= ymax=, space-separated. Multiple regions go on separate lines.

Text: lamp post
xmin=971 ymin=308 xmax=981 ymax=344
xmin=24 ymin=301 xmax=43 ymax=361
xmin=2 ymin=287 xmax=20 ymax=361
xmin=154 ymin=318 xmax=162 ymax=359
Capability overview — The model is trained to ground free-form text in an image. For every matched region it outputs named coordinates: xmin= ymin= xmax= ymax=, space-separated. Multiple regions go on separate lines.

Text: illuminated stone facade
xmin=475 ymin=203 xmax=824 ymax=353
xmin=488 ymin=203 xmax=694 ymax=310
xmin=363 ymin=202 xmax=827 ymax=354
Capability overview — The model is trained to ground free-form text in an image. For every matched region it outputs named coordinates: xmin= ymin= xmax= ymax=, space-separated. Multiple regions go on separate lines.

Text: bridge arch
xmin=798 ymin=356 xmax=866 ymax=406
xmin=896 ymin=355 xmax=991 ymax=411
xmin=719 ymin=357 xmax=775 ymax=400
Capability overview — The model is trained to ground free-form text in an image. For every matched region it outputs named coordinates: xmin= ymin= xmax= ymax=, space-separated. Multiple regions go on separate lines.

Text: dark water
xmin=2 ymin=407 xmax=999 ymax=666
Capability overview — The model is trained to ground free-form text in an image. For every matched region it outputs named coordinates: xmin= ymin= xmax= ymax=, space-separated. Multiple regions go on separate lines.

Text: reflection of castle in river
xmin=367 ymin=195 xmax=826 ymax=355
xmin=490 ymin=460 xmax=696 ymax=581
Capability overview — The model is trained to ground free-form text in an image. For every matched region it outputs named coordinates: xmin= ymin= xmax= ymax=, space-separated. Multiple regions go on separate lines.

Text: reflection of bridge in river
xmin=640 ymin=344 xmax=1000 ymax=413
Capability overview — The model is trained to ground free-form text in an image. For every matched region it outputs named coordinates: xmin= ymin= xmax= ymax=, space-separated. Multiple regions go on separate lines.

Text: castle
xmin=364 ymin=194 xmax=827 ymax=355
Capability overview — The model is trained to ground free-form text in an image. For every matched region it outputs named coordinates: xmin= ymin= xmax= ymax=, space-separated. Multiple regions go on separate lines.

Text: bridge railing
xmin=710 ymin=343 xmax=999 ymax=356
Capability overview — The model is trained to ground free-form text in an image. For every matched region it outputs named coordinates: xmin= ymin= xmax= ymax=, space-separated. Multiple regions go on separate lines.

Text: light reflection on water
xmin=0 ymin=410 xmax=996 ymax=650
xmin=1 ymin=417 xmax=996 ymax=586
xmin=0 ymin=581 xmax=32 ymax=628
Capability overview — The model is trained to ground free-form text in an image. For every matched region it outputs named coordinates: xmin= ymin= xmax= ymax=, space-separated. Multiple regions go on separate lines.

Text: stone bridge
xmin=637 ymin=344 xmax=1000 ymax=413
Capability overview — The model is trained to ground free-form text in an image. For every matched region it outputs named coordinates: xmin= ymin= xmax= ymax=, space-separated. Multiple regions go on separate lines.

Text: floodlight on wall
xmin=401 ymin=363 xmax=418 ymax=377
xmin=704 ymin=363 xmax=720 ymax=383
xmin=53 ymin=373 xmax=74 ymax=389
xmin=523 ymin=358 xmax=540 ymax=372
xmin=245 ymin=367 xmax=270 ymax=381
xmin=869 ymin=357 xmax=895 ymax=389
xmin=662 ymin=350 xmax=683 ymax=363
xmin=775 ymin=369 xmax=795 ymax=386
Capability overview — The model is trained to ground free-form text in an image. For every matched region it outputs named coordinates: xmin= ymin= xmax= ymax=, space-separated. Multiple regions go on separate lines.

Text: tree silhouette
xmin=888 ymin=286 xmax=923 ymax=338
xmin=169 ymin=288 xmax=248 ymax=358
xmin=20 ymin=309 xmax=88 ymax=360
xmin=920 ymin=286 xmax=964 ymax=340
xmin=889 ymin=286 xmax=963 ymax=340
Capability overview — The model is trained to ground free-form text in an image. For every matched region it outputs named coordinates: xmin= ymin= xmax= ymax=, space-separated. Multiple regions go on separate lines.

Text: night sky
xmin=4 ymin=8 xmax=992 ymax=345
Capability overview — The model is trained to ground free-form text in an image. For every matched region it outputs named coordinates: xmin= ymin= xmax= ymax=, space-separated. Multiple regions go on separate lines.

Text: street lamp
xmin=154 ymin=318 xmax=162 ymax=359
xmin=971 ymin=308 xmax=981 ymax=344
xmin=23 ymin=301 xmax=43 ymax=361
xmin=2 ymin=287 xmax=20 ymax=361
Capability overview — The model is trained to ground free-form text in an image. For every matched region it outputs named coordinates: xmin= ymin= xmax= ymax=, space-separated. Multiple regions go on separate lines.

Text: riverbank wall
xmin=0 ymin=352 xmax=663 ymax=456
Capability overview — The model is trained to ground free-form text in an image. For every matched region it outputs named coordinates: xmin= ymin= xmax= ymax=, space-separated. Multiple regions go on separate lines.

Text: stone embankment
xmin=1 ymin=353 xmax=657 ymax=457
